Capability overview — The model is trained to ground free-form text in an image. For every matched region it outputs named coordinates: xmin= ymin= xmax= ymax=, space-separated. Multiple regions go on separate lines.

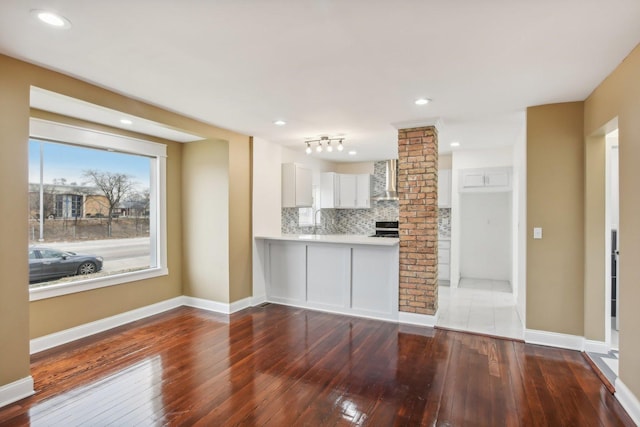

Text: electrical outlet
xmin=533 ymin=227 xmax=543 ymax=239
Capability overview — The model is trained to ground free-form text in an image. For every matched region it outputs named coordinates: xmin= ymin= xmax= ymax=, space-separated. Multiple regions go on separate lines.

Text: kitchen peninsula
xmin=255 ymin=234 xmax=399 ymax=321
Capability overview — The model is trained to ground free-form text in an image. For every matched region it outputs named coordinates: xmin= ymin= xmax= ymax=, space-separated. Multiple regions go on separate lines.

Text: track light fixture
xmin=304 ymin=136 xmax=346 ymax=154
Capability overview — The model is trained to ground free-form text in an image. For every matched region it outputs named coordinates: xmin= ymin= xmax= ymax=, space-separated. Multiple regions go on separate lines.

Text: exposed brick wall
xmin=398 ymin=126 xmax=438 ymax=315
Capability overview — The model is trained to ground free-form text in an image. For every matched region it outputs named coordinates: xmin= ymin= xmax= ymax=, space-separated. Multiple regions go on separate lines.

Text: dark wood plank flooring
xmin=0 ymin=305 xmax=634 ymax=426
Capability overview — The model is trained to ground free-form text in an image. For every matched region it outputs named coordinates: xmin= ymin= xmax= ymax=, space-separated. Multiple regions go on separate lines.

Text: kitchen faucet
xmin=312 ymin=209 xmax=322 ymax=234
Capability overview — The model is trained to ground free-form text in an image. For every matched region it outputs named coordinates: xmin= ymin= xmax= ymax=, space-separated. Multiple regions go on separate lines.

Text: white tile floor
xmin=437 ymin=278 xmax=524 ymax=340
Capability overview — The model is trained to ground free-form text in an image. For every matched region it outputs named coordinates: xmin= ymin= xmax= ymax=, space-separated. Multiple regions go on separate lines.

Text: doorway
xmin=606 ymin=129 xmax=619 ymax=351
xmin=437 ymin=190 xmax=523 ymax=339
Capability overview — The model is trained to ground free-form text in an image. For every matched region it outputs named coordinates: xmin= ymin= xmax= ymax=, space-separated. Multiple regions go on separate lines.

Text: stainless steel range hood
xmin=373 ymin=159 xmax=399 ymax=201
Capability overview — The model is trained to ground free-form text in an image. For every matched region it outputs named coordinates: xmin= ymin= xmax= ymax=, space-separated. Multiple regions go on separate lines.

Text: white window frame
xmin=28 ymin=118 xmax=168 ymax=301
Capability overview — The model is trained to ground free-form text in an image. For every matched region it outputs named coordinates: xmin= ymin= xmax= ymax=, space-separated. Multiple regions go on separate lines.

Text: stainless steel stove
xmin=370 ymin=221 xmax=399 ymax=238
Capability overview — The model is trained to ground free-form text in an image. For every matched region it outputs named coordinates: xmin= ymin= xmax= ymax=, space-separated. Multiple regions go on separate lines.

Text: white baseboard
xmin=181 ymin=296 xmax=251 ymax=314
xmin=30 ymin=297 xmax=184 ymax=354
xmin=398 ymin=311 xmax=438 ymax=328
xmin=30 ymin=295 xmax=257 ymax=355
xmin=0 ymin=376 xmax=34 ymax=408
xmin=584 ymin=339 xmax=609 ymax=354
xmin=615 ymin=379 xmax=640 ymax=425
xmin=229 ymin=297 xmax=252 ymax=313
xmin=251 ymin=295 xmax=267 ymax=306
xmin=524 ymin=329 xmax=584 ymax=351
xmin=264 ymin=299 xmax=398 ymax=324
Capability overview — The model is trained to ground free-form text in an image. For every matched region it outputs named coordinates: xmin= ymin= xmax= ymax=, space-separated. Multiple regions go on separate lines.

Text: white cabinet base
xmin=307 ymin=244 xmax=350 ymax=309
xmin=260 ymin=238 xmax=399 ymax=321
xmin=267 ymin=241 xmax=306 ymax=303
xmin=352 ymin=246 xmax=398 ymax=317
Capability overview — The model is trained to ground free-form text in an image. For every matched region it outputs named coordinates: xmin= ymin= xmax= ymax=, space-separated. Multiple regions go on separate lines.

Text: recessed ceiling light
xmin=274 ymin=120 xmax=286 ymax=126
xmin=450 ymin=141 xmax=460 ymax=147
xmin=415 ymin=98 xmax=431 ymax=106
xmin=120 ymin=119 xmax=133 ymax=125
xmin=348 ymin=150 xmax=357 ymax=156
xmin=31 ymin=10 xmax=71 ymax=29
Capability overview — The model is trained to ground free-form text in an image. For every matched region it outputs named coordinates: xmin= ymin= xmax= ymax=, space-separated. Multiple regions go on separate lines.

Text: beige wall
xmin=526 ymin=102 xmax=585 ymax=336
xmin=439 ymin=154 xmax=452 ymax=170
xmin=332 ymin=161 xmax=375 ymax=174
xmin=182 ymin=140 xmax=230 ymax=302
xmin=583 ymin=134 xmax=606 ymax=342
xmin=0 ymin=54 xmax=252 ymax=391
xmin=585 ymin=43 xmax=640 ymax=399
xmin=181 ymin=137 xmax=253 ymax=303
xmin=0 ymin=58 xmax=31 ymax=386
xmin=228 ymin=138 xmax=252 ymax=302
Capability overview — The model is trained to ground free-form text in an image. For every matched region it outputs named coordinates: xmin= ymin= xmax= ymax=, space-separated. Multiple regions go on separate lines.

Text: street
xmin=41 ymin=237 xmax=151 ymax=273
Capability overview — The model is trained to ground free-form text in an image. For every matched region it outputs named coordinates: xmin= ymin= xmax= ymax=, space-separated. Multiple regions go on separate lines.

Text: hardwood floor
xmin=0 ymin=304 xmax=634 ymax=426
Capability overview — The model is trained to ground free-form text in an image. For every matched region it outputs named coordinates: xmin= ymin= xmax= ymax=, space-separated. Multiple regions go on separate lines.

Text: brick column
xmin=398 ymin=126 xmax=438 ymax=315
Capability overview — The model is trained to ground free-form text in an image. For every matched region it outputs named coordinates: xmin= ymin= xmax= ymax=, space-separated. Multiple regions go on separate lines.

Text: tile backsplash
xmin=282 ymin=161 xmax=452 ymax=236
xmin=438 ymin=208 xmax=451 ymax=238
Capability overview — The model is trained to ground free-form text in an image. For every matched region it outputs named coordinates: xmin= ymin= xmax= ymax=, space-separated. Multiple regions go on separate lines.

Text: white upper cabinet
xmin=461 ymin=170 xmax=486 ymax=188
xmin=355 ymin=174 xmax=373 ymax=208
xmin=438 ymin=169 xmax=451 ymax=207
xmin=321 ymin=172 xmax=373 ymax=209
xmin=484 ymin=169 xmax=510 ymax=187
xmin=460 ymin=167 xmax=511 ymax=192
xmin=320 ymin=172 xmax=338 ymax=208
xmin=337 ymin=174 xmax=357 ymax=208
xmin=281 ymin=163 xmax=313 ymax=207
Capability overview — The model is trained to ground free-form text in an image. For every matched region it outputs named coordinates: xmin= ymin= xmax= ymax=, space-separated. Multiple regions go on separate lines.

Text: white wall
xmin=252 ymin=137 xmax=283 ymax=301
xmin=252 ymin=141 xmax=338 ymax=300
xmin=460 ymin=192 xmax=512 ymax=280
xmin=281 ymin=147 xmax=338 ymax=188
xmin=450 ymin=147 xmax=514 ymax=287
xmin=513 ymin=127 xmax=527 ymax=326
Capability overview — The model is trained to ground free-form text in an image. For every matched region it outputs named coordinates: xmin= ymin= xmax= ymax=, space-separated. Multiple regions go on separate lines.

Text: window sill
xmin=29 ymin=267 xmax=169 ymax=302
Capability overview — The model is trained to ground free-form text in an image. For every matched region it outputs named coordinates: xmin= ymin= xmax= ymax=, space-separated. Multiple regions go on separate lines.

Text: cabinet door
xmin=438 ymin=169 xmax=451 ymax=207
xmin=282 ymin=163 xmax=312 ymax=207
xmin=485 ymin=170 xmax=509 ymax=187
xmin=461 ymin=170 xmax=485 ymax=188
xmin=352 ymin=246 xmax=398 ymax=316
xmin=268 ymin=242 xmax=306 ymax=302
xmin=295 ymin=165 xmax=313 ymax=206
xmin=337 ymin=174 xmax=357 ymax=208
xmin=320 ymin=172 xmax=337 ymax=209
xmin=438 ymin=240 xmax=450 ymax=280
xmin=307 ymin=244 xmax=350 ymax=308
xmin=438 ymin=262 xmax=450 ymax=280
xmin=355 ymin=174 xmax=372 ymax=208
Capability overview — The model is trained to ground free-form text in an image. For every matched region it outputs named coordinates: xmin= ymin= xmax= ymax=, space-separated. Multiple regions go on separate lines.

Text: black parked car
xmin=29 ymin=246 xmax=103 ymax=283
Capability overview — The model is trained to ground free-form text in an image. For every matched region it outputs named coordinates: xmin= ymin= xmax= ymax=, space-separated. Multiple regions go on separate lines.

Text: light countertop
xmin=255 ymin=234 xmax=399 ymax=246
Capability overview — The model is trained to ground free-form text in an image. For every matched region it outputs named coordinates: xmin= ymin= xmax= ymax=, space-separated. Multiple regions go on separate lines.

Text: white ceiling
xmin=1 ymin=1 xmax=639 ymax=161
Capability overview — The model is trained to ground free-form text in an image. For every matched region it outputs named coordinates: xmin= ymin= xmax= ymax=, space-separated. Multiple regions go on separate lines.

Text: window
xmin=299 ymin=186 xmax=320 ymax=227
xmin=53 ymin=194 xmax=84 ymax=218
xmin=28 ymin=118 xmax=167 ymax=301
